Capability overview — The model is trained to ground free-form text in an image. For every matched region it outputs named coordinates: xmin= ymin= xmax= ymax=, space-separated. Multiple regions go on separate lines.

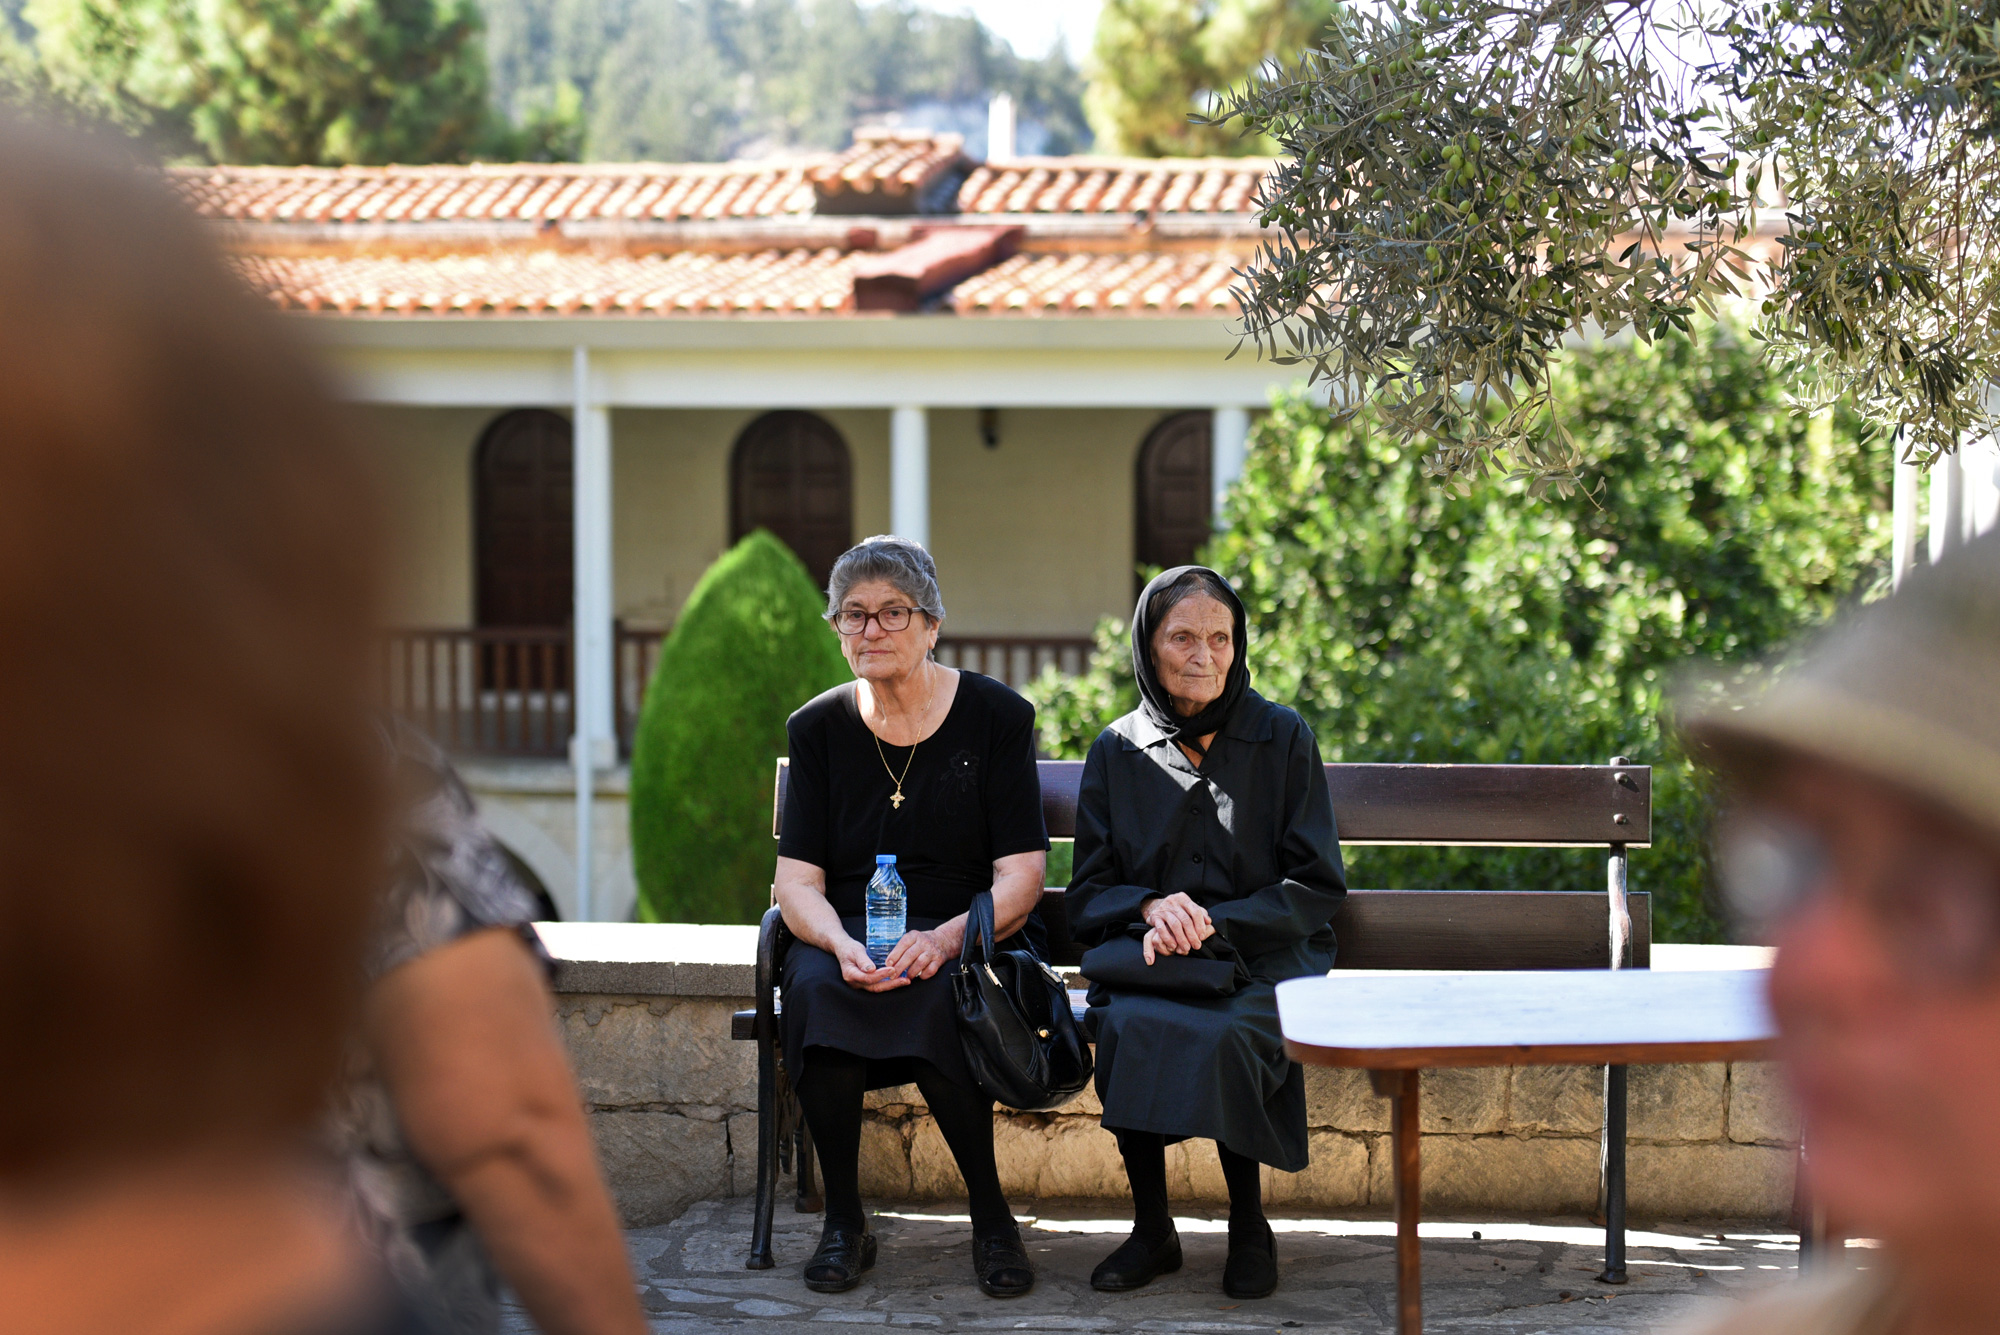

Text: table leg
xmin=1372 ymin=1068 xmax=1422 ymax=1335
xmin=1599 ymin=1065 xmax=1627 ymax=1284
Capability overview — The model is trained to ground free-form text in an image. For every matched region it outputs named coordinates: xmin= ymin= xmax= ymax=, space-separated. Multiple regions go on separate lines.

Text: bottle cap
xmin=876 ymin=854 xmax=897 ymax=865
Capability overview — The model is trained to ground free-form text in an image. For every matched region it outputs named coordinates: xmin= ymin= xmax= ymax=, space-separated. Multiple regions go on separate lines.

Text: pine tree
xmin=23 ymin=0 xmax=496 ymax=164
xmin=630 ymin=531 xmax=850 ymax=925
xmin=1085 ymin=0 xmax=1332 ymax=156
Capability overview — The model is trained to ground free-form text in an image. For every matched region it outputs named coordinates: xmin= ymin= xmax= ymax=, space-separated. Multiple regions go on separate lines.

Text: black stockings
xmin=1114 ymin=1130 xmax=1266 ymax=1243
xmin=797 ymin=1048 xmax=1014 ymax=1235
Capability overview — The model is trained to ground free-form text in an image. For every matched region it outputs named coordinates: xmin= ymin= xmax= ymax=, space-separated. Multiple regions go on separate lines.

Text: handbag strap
xmin=958 ymin=891 xmax=996 ymax=967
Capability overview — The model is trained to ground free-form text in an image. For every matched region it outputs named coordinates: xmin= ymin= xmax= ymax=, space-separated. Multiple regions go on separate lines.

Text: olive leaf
xmin=1214 ymin=0 xmax=2000 ymax=484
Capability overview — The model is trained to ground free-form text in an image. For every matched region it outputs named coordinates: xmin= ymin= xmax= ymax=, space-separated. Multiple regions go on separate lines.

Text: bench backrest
xmin=773 ymin=757 xmax=1652 ymax=971
xmin=774 ymin=759 xmax=1651 ymax=847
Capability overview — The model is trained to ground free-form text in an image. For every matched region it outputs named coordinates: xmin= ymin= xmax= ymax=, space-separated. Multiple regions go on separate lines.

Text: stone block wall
xmin=538 ymin=927 xmax=1798 ymax=1229
xmin=558 ymin=992 xmax=758 ymax=1227
xmin=855 ymin=1061 xmax=1797 ymax=1218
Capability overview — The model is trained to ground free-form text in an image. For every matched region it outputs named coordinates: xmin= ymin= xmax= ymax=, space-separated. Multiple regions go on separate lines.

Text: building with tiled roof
xmin=189 ymin=122 xmax=1300 ymax=920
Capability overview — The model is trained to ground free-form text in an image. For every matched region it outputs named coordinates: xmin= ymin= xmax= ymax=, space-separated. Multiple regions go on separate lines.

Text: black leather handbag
xmin=1078 ymin=922 xmax=1251 ymax=998
xmin=951 ymin=892 xmax=1093 ymax=1112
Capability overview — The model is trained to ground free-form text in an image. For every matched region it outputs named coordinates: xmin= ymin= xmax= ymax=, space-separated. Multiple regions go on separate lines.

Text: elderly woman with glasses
xmin=773 ymin=535 xmax=1048 ymax=1300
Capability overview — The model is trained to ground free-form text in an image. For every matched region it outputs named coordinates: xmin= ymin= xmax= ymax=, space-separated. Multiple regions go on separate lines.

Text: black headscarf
xmin=1131 ymin=565 xmax=1250 ymax=755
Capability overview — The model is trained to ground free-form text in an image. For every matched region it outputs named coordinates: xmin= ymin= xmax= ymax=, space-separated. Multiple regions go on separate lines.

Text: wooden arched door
xmin=730 ymin=410 xmax=853 ymax=589
xmin=1135 ymin=411 xmax=1213 ymax=589
xmin=475 ymin=408 xmax=573 ymax=628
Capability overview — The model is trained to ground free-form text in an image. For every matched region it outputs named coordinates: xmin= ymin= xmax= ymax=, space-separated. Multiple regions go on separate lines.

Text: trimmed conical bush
xmin=630 ymin=531 xmax=851 ymax=923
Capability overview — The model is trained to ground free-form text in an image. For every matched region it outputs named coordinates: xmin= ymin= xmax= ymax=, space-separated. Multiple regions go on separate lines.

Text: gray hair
xmin=826 ymin=535 xmax=946 ymax=625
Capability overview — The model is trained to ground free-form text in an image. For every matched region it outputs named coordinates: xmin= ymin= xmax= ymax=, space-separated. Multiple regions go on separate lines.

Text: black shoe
xmin=1090 ymin=1230 xmax=1183 ymax=1292
xmin=1223 ymin=1219 xmax=1277 ymax=1299
xmin=972 ymin=1227 xmax=1035 ymax=1298
xmin=803 ymin=1220 xmax=877 ymax=1293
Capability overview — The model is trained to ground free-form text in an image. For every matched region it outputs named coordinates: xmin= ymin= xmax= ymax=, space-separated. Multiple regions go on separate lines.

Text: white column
xmin=571 ymin=346 xmax=615 ymax=922
xmin=891 ymin=405 xmax=929 ymax=549
xmin=1892 ymin=450 xmax=1921 ymax=589
xmin=1212 ymin=406 xmax=1250 ymax=529
xmin=1931 ymin=446 xmax=1966 ymax=566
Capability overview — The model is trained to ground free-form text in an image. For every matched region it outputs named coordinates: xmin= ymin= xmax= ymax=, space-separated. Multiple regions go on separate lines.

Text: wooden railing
xmin=615 ymin=624 xmax=666 ymax=756
xmin=384 ymin=627 xmax=1089 ymax=758
xmin=385 ymin=627 xmax=574 ymax=758
xmin=935 ymin=636 xmax=1095 ymax=688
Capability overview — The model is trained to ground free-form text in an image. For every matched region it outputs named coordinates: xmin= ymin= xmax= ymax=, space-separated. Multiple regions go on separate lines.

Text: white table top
xmin=1277 ymin=969 xmax=1778 ymax=1069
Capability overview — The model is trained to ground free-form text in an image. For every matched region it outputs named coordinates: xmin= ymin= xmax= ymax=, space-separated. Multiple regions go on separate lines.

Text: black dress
xmin=778 ymin=671 xmax=1048 ymax=1089
xmin=1067 ymin=689 xmax=1346 ymax=1170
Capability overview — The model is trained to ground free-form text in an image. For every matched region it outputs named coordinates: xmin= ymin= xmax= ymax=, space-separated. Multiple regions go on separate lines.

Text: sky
xmin=917 ymin=0 xmax=1102 ymax=62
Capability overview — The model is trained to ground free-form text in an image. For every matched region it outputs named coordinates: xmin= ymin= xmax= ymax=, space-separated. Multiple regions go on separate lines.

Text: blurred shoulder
xmin=1665 ymin=1269 xmax=1900 ymax=1335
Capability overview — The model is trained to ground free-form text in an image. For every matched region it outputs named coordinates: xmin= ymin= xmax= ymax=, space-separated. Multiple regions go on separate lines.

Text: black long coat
xmin=1067 ymin=690 xmax=1346 ymax=1170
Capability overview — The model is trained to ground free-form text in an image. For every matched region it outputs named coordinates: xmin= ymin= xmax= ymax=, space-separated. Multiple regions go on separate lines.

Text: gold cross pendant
xmin=890 ymin=789 xmax=905 ymax=809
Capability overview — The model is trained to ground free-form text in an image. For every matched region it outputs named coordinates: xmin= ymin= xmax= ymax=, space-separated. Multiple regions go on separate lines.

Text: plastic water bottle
xmin=866 ymin=854 xmax=907 ymax=968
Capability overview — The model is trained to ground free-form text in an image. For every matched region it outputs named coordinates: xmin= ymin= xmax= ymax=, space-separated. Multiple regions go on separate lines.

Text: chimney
xmin=987 ymin=94 xmax=1016 ymax=162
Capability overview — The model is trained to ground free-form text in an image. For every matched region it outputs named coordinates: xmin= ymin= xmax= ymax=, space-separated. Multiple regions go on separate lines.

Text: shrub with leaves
xmin=631 ymin=531 xmax=850 ymax=925
xmin=1026 ymin=321 xmax=1892 ymax=942
xmin=1215 ymin=0 xmax=2000 ymax=484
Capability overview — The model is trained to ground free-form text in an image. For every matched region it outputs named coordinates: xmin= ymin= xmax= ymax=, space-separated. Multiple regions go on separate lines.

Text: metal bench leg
xmin=796 ymin=1118 xmax=823 ymax=1213
xmin=1598 ymin=1065 xmax=1628 ymax=1284
xmin=747 ymin=1032 xmax=780 ymax=1269
xmin=1372 ymin=1069 xmax=1422 ymax=1335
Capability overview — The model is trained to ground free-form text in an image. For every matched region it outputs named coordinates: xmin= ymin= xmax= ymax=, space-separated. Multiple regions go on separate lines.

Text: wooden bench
xmin=735 ymin=757 xmax=1653 ymax=1274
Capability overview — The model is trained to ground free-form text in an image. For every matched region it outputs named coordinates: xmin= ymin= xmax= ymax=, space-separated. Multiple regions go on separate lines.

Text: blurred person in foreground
xmin=0 ymin=115 xmax=641 ymax=1335
xmin=343 ymin=718 xmax=645 ymax=1335
xmin=1679 ymin=526 xmax=2000 ymax=1335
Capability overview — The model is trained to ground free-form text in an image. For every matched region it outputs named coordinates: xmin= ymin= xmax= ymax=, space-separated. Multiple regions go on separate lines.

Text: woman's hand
xmin=883 ymin=925 xmax=958 ymax=982
xmin=833 ymin=936 xmax=907 ymax=992
xmin=1140 ymin=892 xmax=1215 ymax=965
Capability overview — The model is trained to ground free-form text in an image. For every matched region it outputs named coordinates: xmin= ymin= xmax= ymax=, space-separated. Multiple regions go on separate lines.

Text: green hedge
xmin=630 ymin=531 xmax=850 ymax=924
xmin=1026 ymin=320 xmax=1893 ymax=942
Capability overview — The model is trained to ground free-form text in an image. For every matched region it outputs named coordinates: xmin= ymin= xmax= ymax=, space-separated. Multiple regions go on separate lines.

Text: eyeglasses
xmin=1715 ymin=808 xmax=2000 ymax=986
xmin=830 ymin=606 xmax=925 ymax=635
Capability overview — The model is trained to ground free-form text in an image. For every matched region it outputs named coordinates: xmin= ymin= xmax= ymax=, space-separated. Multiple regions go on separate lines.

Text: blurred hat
xmin=1681 ymin=527 xmax=2000 ymax=840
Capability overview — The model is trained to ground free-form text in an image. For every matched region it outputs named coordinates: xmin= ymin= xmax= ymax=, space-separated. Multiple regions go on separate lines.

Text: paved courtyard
xmin=505 ymin=1196 xmax=1829 ymax=1334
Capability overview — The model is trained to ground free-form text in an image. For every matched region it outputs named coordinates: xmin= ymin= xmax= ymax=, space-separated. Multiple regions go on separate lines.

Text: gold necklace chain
xmin=870 ymin=664 xmax=937 ymax=810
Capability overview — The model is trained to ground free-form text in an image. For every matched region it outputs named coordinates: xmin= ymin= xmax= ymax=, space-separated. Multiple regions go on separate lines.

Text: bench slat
xmin=1034 ymin=886 xmax=1647 ymax=970
xmin=775 ymin=759 xmax=1651 ymax=848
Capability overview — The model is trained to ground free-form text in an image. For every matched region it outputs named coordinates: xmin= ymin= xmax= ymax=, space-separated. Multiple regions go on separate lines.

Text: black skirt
xmin=1086 ymin=977 xmax=1312 ymax=1171
xmin=782 ymin=915 xmax=978 ymax=1090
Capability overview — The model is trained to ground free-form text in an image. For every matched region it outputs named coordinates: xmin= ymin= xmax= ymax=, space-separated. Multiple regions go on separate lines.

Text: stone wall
xmin=856 ymin=1059 xmax=1797 ymax=1218
xmin=536 ymin=925 xmax=1797 ymax=1229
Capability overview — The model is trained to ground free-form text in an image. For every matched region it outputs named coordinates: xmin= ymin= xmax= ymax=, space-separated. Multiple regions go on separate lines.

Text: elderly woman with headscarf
xmin=1067 ymin=566 xmax=1346 ymax=1300
xmin=774 ymin=536 xmax=1048 ymax=1300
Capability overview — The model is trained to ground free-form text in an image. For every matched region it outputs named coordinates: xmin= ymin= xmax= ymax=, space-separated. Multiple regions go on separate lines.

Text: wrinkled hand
xmin=1140 ymin=892 xmax=1214 ymax=965
xmin=883 ymin=927 xmax=955 ymax=982
xmin=834 ymin=937 xmax=907 ymax=992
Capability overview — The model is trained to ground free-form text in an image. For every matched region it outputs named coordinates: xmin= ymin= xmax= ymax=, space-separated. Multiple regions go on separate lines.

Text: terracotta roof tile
xmin=173 ymin=139 xmax=1270 ymax=225
xmin=949 ymin=251 xmax=1244 ymax=315
xmin=229 ymin=248 xmax=860 ymax=315
xmin=176 ymin=162 xmax=821 ymax=225
xmin=956 ymin=158 xmax=1269 ymax=215
xmin=225 ymin=246 xmax=1245 ymax=318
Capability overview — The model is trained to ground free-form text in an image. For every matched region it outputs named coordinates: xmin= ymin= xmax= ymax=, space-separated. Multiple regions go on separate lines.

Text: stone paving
xmin=503 ymin=1197 xmax=1824 ymax=1334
